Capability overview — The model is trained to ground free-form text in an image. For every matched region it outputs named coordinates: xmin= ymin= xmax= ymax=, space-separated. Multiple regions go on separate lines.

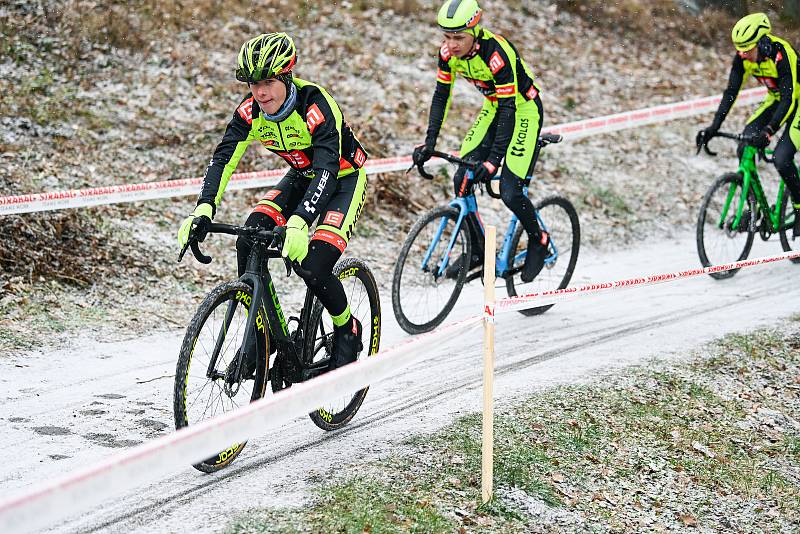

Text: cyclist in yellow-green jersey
xmin=698 ymin=13 xmax=800 ymax=235
xmin=414 ymin=0 xmax=549 ymax=282
xmin=177 ymin=33 xmax=368 ymax=370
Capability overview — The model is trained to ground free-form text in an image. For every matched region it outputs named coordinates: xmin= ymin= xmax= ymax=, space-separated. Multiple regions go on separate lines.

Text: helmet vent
xmin=447 ymin=0 xmax=464 ymax=18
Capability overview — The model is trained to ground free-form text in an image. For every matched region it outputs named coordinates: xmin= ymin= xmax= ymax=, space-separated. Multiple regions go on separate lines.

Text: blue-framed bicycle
xmin=391 ymin=134 xmax=580 ymax=334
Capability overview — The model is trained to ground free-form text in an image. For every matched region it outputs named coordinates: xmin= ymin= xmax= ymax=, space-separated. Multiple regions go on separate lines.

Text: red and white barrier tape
xmin=0 ymin=88 xmax=767 ymax=216
xmin=547 ymin=87 xmax=765 ymax=140
xmin=497 ymin=250 xmax=800 ymax=314
xmin=0 ymin=157 xmax=418 ymax=216
xmin=0 ymin=314 xmax=481 ymax=534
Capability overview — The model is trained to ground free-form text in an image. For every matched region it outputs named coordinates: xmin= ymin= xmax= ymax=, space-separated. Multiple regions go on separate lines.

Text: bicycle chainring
xmin=759 ymin=216 xmax=772 ymax=241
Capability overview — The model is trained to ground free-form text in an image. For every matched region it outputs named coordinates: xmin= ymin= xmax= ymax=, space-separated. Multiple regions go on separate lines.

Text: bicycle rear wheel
xmin=505 ymin=195 xmax=580 ymax=315
xmin=307 ymin=258 xmax=381 ymax=430
xmin=392 ymin=206 xmax=472 ymax=334
xmin=173 ymin=280 xmax=268 ymax=473
xmin=778 ymin=191 xmax=800 ymax=264
xmin=696 ymin=173 xmax=756 ymax=279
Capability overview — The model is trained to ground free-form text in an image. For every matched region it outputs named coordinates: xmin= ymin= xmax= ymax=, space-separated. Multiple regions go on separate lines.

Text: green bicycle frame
xmin=719 ymin=146 xmax=787 ymax=233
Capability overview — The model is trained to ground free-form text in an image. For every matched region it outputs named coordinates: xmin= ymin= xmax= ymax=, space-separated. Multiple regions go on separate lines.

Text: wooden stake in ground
xmin=482 ymin=225 xmax=496 ymax=503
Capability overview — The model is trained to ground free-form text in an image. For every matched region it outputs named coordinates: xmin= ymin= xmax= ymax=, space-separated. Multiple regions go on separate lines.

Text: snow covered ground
xmin=3 ymin=232 xmax=798 ymax=533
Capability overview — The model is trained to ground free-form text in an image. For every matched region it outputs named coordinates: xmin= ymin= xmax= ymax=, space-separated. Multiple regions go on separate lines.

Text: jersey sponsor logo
xmin=252 ymin=204 xmax=286 ymax=225
xmin=264 ymin=190 xmax=281 ymax=201
xmin=258 ymin=127 xmax=277 ymax=139
xmin=464 ymin=77 xmax=490 ymax=89
xmin=463 ymin=107 xmax=493 ymax=144
xmin=526 ymin=86 xmax=539 ymax=100
xmin=755 ymin=76 xmax=779 ymax=90
xmin=311 ymin=229 xmax=347 ymax=253
xmin=261 ymin=139 xmax=278 ymax=147
xmin=437 ymin=69 xmax=453 ymax=83
xmin=510 ymin=117 xmax=529 ymax=158
xmin=488 ymin=51 xmax=506 ymax=75
xmin=776 ymin=51 xmax=784 ymax=62
xmin=344 ymin=175 xmax=367 ymax=241
xmin=496 ymin=84 xmax=516 ymax=97
xmin=303 ymin=169 xmax=331 ymax=215
xmin=306 ymin=103 xmax=325 ymax=135
xmin=237 ymin=97 xmax=254 ymax=124
xmin=277 ymin=150 xmax=311 ymax=168
xmin=354 ymin=148 xmax=367 ymax=167
xmin=440 ymin=43 xmax=452 ymax=61
xmin=322 ymin=210 xmax=344 ymax=228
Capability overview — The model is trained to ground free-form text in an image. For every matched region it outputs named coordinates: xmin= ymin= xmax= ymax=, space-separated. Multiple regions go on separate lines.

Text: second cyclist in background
xmin=413 ymin=0 xmax=549 ymax=282
xmin=697 ymin=12 xmax=800 ymax=236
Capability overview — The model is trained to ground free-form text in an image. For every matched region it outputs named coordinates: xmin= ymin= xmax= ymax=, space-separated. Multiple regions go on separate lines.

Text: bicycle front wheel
xmin=307 ymin=258 xmax=381 ymax=431
xmin=505 ymin=195 xmax=580 ymax=316
xmin=778 ymin=191 xmax=800 ymax=264
xmin=391 ymin=206 xmax=472 ymax=334
xmin=173 ymin=281 xmax=268 ymax=473
xmin=696 ymin=173 xmax=756 ymax=279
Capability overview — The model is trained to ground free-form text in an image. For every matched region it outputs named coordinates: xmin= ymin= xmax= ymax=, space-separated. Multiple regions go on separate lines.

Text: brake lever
xmin=177 ymin=241 xmax=190 ymax=263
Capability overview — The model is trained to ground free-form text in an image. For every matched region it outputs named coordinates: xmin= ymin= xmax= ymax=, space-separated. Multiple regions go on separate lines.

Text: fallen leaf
xmin=551 ymin=471 xmax=565 ymax=483
xmin=692 ymin=441 xmax=716 ymax=458
xmin=678 ymin=513 xmax=698 ymax=527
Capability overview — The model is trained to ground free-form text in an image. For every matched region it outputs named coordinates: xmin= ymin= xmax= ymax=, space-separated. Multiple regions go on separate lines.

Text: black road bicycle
xmin=173 ymin=223 xmax=380 ymax=472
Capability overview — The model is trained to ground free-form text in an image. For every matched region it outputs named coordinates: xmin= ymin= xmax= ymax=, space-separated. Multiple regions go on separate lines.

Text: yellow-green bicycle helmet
xmin=437 ymin=0 xmax=482 ymax=33
xmin=235 ymin=32 xmax=296 ymax=83
xmin=731 ymin=13 xmax=771 ymax=52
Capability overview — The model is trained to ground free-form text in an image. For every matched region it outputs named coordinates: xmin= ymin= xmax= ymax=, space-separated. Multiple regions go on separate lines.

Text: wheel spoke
xmin=174 ymin=282 xmax=268 ymax=471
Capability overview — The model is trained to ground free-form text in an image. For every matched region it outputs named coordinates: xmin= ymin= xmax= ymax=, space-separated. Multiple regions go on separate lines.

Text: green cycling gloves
xmin=178 ymin=203 xmax=214 ymax=249
xmin=281 ymin=214 xmax=309 ymax=263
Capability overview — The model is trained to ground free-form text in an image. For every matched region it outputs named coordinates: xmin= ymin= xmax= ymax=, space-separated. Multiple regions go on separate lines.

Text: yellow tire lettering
xmin=371 ymin=315 xmax=380 ymax=354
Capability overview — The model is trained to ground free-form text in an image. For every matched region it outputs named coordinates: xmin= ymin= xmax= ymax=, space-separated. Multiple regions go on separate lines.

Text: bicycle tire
xmin=778 ymin=190 xmax=800 ymax=264
xmin=696 ymin=173 xmax=756 ymax=279
xmin=391 ymin=206 xmax=472 ymax=334
xmin=505 ymin=195 xmax=580 ymax=316
xmin=307 ymin=258 xmax=381 ymax=431
xmin=173 ymin=280 xmax=268 ymax=473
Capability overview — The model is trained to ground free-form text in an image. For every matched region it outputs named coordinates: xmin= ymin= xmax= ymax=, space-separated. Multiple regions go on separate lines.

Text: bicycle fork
xmin=421 ymin=198 xmax=477 ymax=278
